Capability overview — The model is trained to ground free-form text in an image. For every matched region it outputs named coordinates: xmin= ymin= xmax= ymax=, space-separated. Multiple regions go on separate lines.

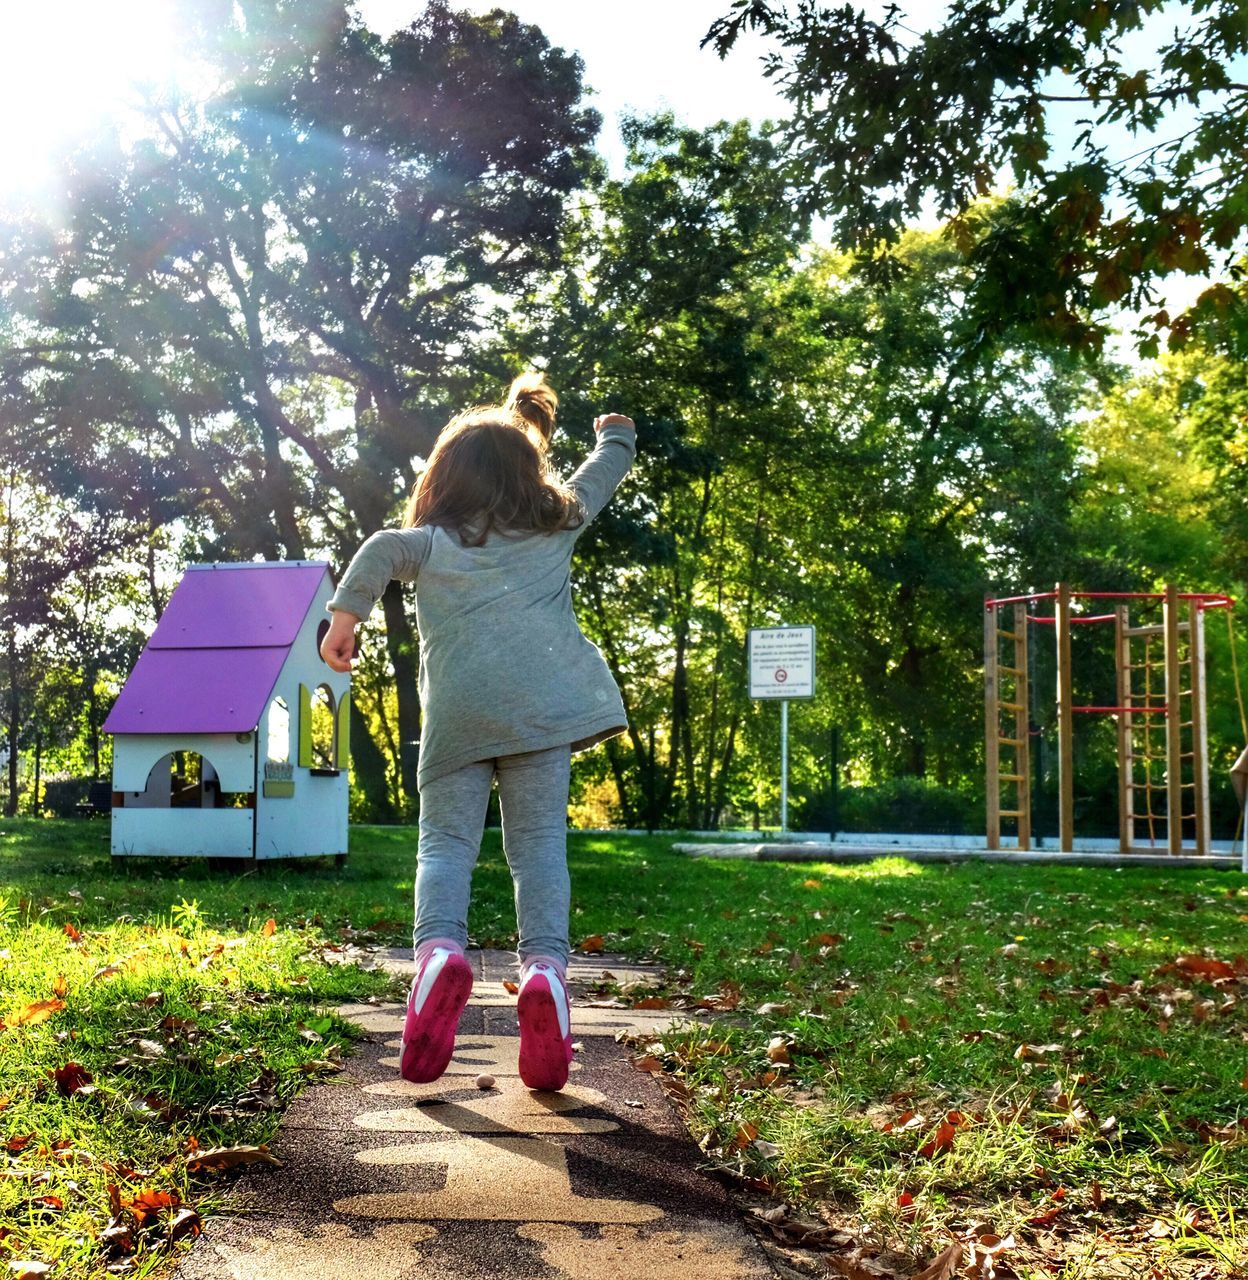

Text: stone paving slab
xmin=176 ymin=947 xmax=777 ymax=1280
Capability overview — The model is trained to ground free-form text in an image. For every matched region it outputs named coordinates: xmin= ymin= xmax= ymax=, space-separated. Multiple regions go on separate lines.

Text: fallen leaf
xmin=919 ymin=1121 xmax=957 ymax=1159
xmin=8 ymin=1263 xmax=52 ymax=1279
xmin=261 ymin=917 xmax=276 ymax=938
xmin=51 ymin=975 xmax=67 ymax=998
xmin=766 ymin=1036 xmax=792 ymax=1064
xmin=1167 ymin=954 xmax=1236 ymax=982
xmin=501 ymin=980 xmax=518 ymax=994
xmin=911 ymin=1243 xmax=963 ymax=1280
xmin=1014 ymin=1042 xmax=1063 ymax=1060
xmin=185 ymin=1144 xmax=283 ymax=1173
xmin=576 ymin=934 xmax=605 ymax=954
xmin=630 ymin=1054 xmax=664 ymax=1073
xmin=168 ymin=1207 xmax=202 ymax=1242
xmin=751 ymin=1137 xmax=781 ymax=1158
xmin=92 ymin=961 xmax=127 ymax=982
xmin=51 ymin=1061 xmax=94 ymax=1096
xmin=63 ymin=922 xmax=82 ymax=944
xmin=123 ymin=1187 xmax=180 ymax=1226
xmin=8 ymin=998 xmax=66 ymax=1028
xmin=632 ymin=996 xmax=670 ymax=1009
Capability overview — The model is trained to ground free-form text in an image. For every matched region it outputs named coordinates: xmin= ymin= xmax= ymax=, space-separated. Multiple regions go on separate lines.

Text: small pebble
xmin=474 ymin=1073 xmax=495 ymax=1090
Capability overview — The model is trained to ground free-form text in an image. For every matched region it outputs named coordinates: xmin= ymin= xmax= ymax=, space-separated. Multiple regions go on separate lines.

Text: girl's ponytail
xmin=505 ymin=372 xmax=558 ymax=446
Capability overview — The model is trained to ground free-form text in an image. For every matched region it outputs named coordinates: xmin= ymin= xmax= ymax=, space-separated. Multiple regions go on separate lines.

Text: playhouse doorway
xmin=130 ymin=752 xmax=249 ymax=810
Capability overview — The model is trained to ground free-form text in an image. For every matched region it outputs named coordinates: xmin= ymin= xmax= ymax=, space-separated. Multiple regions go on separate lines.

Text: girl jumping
xmin=320 ymin=374 xmax=635 ymax=1091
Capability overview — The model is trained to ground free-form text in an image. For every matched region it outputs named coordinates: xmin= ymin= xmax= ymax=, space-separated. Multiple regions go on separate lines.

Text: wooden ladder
xmin=1115 ymin=586 xmax=1210 ymax=855
xmin=985 ymin=598 xmax=1032 ymax=850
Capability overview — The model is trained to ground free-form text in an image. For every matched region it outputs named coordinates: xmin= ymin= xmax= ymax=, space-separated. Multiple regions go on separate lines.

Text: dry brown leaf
xmin=168 ymin=1207 xmax=202 ymax=1242
xmin=261 ymin=917 xmax=276 ymax=938
xmin=576 ymin=934 xmax=605 ymax=954
xmin=92 ymin=961 xmax=127 ymax=982
xmin=51 ymin=974 xmax=67 ymax=998
xmin=123 ymin=1187 xmax=181 ymax=1226
xmin=501 ymin=980 xmax=519 ymax=994
xmin=51 ymin=1061 xmax=94 ymax=1096
xmin=186 ymin=1143 xmax=283 ymax=1173
xmin=1168 ymin=953 xmax=1237 ymax=982
xmin=630 ymin=1054 xmax=664 ymax=1073
xmin=631 ymin=995 xmax=670 ymax=1009
xmin=918 ymin=1120 xmax=957 ymax=1159
xmin=909 ymin=1243 xmax=962 ymax=1280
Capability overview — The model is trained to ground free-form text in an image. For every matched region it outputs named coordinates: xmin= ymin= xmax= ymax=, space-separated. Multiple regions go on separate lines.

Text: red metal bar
xmin=989 ymin=590 xmax=1234 ymax=610
xmin=985 ymin=592 xmax=1058 ymax=609
xmin=1070 ymin=591 xmax=1234 ymax=607
xmin=1072 ymin=705 xmax=1167 ymax=715
xmin=1029 ymin=613 xmax=1117 ymax=624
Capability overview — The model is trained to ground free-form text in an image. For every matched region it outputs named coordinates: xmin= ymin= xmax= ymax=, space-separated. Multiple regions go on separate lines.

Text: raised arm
xmin=322 ymin=526 xmax=433 ymax=671
xmin=566 ymin=415 xmax=636 ymax=529
xmin=328 ymin=526 xmax=433 ymax=622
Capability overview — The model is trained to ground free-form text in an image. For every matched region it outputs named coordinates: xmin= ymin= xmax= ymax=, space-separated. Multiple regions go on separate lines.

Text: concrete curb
xmin=673 ymin=842 xmax=1244 ymax=870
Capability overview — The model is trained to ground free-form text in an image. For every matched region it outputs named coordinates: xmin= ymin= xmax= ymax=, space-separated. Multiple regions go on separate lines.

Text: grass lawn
xmin=2 ymin=819 xmax=1246 ymax=1278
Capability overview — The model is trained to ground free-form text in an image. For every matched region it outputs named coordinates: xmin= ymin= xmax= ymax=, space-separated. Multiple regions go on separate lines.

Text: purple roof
xmin=104 ymin=562 xmax=331 ymax=735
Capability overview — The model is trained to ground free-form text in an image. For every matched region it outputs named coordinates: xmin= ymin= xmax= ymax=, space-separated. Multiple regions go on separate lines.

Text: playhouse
xmin=103 ymin=561 xmax=351 ymax=860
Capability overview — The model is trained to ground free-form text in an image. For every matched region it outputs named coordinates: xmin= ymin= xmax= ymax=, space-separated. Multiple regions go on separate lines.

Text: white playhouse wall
xmin=255 ymin=573 xmax=350 ymax=859
xmin=111 ymin=733 xmax=258 ymax=859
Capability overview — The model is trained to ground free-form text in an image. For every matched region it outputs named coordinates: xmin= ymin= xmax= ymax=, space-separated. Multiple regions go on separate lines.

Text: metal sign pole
xmin=780 ymin=698 xmax=789 ymax=833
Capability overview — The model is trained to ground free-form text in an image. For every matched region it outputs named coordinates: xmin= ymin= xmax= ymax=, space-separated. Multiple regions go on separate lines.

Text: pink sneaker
xmin=517 ymin=960 xmax=573 ymax=1091
xmin=401 ymin=945 xmax=473 ymax=1083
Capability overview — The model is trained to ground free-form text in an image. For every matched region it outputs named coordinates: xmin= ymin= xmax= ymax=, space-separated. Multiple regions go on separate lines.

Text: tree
xmin=0 ymin=471 xmax=143 ymax=814
xmin=704 ymin=0 xmax=1248 ymax=354
xmin=0 ymin=0 xmax=599 ymax=811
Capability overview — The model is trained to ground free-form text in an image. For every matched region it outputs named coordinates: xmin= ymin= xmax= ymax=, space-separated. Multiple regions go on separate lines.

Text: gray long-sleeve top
xmin=328 ymin=423 xmax=636 ymax=789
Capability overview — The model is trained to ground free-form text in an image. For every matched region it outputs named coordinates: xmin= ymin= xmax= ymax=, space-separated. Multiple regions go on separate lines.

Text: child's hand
xmin=321 ymin=610 xmax=360 ymax=672
xmin=593 ymin=413 xmax=635 ymax=434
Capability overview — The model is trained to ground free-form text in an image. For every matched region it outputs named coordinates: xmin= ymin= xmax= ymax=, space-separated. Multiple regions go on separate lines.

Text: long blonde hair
xmin=401 ymin=373 xmax=582 ymax=545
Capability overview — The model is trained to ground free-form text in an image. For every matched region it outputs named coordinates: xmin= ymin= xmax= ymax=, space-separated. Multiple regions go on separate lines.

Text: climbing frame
xmin=985 ymin=584 xmax=1231 ymax=855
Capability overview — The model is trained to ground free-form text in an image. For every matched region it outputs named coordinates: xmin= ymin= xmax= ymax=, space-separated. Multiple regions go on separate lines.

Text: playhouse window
xmin=311 ymin=685 xmax=336 ymax=769
xmin=267 ymin=697 xmax=290 ymax=763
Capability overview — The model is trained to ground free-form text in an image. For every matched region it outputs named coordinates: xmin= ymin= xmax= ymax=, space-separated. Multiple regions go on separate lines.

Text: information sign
xmin=749 ymin=626 xmax=816 ymax=699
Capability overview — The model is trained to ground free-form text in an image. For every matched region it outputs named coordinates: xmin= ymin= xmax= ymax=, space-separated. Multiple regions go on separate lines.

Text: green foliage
xmin=830 ymin=777 xmax=981 ymax=836
xmin=705 ymin=0 xmax=1248 ymax=352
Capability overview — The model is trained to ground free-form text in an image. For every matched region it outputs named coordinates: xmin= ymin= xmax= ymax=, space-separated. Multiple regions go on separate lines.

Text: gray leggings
xmin=414 ymin=744 xmax=572 ymax=966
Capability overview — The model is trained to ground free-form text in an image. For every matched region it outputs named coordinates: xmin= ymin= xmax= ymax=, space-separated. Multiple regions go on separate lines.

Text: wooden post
xmin=984 ymin=595 xmax=1000 ymax=851
xmin=1190 ymin=600 xmax=1210 ymax=856
xmin=1164 ymin=583 xmax=1183 ymax=855
xmin=1115 ymin=605 xmax=1132 ymax=853
xmin=1056 ymin=582 xmax=1074 ymax=852
xmin=1014 ymin=601 xmax=1031 ymax=851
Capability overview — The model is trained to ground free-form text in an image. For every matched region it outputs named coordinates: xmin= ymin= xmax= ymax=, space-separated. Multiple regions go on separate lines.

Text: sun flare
xmin=0 ymin=0 xmax=187 ymax=206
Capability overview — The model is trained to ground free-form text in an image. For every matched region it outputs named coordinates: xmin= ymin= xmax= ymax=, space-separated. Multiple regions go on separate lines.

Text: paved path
xmin=177 ymin=948 xmax=779 ymax=1280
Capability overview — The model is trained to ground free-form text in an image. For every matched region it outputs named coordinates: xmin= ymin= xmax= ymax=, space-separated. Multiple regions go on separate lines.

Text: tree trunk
xmin=603 ymin=735 xmax=636 ymax=827
xmin=3 ymin=472 xmax=17 ymax=818
xmin=380 ymin=581 xmax=422 ymax=812
xmin=31 ymin=732 xmax=41 ymax=817
xmin=350 ymin=704 xmax=397 ymax=821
